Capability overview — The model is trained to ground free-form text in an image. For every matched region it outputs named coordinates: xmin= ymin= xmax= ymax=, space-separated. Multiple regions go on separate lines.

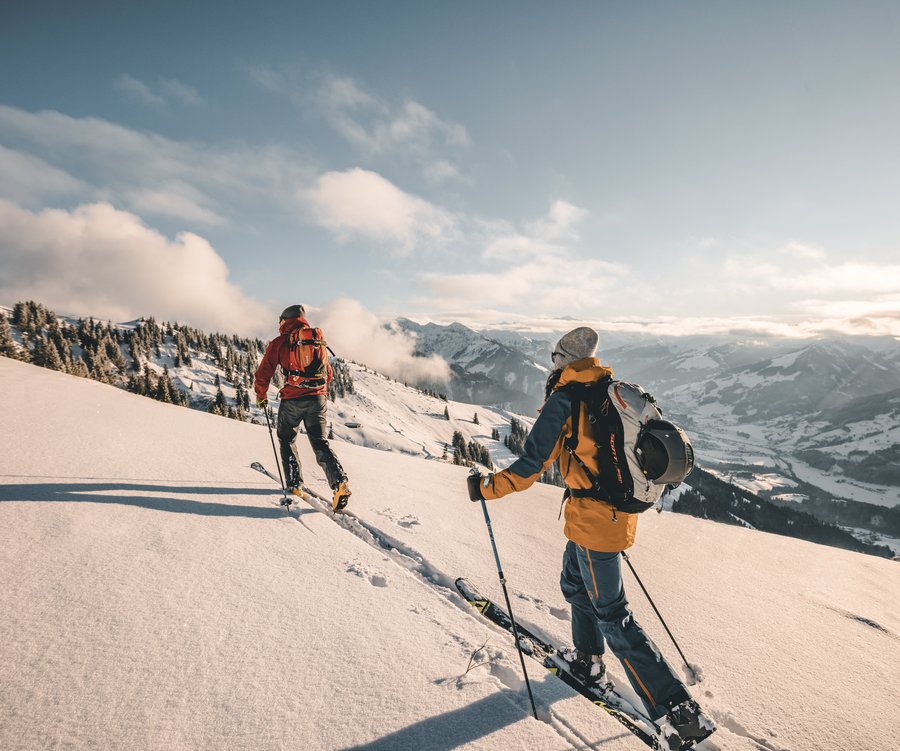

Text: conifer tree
xmin=156 ymin=367 xmax=173 ymax=403
xmin=32 ymin=338 xmax=65 ymax=371
xmin=0 ymin=313 xmax=19 ymax=358
xmin=213 ymin=384 xmax=228 ymax=415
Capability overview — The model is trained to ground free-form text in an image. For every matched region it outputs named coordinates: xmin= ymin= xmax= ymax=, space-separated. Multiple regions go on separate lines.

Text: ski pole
xmin=263 ymin=405 xmax=291 ymax=505
xmin=475 ymin=483 xmax=538 ymax=720
xmin=621 ymin=551 xmax=697 ymax=682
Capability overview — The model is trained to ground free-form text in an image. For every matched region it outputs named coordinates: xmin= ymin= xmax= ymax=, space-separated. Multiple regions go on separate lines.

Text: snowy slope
xmin=323 ymin=364 xmax=531 ymax=467
xmin=2 ymin=357 xmax=899 ymax=751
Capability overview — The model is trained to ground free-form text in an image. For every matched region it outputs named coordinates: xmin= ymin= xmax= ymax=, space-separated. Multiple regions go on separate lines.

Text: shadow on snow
xmin=0 ymin=481 xmax=312 ymax=519
xmin=341 ymin=679 xmax=633 ymax=751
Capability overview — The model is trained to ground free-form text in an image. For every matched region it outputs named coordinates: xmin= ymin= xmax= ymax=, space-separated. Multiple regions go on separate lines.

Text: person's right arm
xmin=478 ymin=390 xmax=572 ymax=500
xmin=253 ymin=338 xmax=281 ymax=402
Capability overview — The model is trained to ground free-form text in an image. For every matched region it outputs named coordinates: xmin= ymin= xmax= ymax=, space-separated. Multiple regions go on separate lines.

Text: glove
xmin=256 ymin=397 xmax=267 ymax=409
xmin=467 ymin=473 xmax=487 ymax=502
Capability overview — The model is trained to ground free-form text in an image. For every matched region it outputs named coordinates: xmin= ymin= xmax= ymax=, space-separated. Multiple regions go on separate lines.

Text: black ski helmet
xmin=637 ymin=420 xmax=695 ymax=485
xmin=279 ymin=304 xmax=305 ymax=321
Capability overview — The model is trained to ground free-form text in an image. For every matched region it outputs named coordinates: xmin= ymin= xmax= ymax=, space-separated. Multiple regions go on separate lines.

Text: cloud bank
xmin=314 ymin=298 xmax=450 ymax=385
xmin=0 ymin=200 xmax=272 ymax=336
xmin=0 ymin=105 xmax=313 ymax=227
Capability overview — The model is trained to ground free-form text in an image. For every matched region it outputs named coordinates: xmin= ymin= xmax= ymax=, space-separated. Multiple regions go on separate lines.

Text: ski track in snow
xmin=254 ymin=467 xmax=655 ymax=749
xmin=254 ymin=465 xmax=787 ymax=751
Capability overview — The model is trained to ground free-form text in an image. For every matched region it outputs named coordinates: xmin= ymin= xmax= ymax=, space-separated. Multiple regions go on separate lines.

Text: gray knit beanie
xmin=551 ymin=327 xmax=599 ymax=369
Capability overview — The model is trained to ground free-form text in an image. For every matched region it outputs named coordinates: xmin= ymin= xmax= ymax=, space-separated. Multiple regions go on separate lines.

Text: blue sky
xmin=2 ymin=1 xmax=900 ymax=340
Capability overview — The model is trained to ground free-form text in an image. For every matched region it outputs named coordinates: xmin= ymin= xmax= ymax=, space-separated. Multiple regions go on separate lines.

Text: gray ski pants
xmin=276 ymin=396 xmax=346 ymax=490
xmin=560 ymin=541 xmax=690 ymax=718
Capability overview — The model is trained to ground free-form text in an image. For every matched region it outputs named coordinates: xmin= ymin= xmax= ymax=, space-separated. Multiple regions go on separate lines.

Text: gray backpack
xmin=562 ymin=378 xmax=694 ymax=513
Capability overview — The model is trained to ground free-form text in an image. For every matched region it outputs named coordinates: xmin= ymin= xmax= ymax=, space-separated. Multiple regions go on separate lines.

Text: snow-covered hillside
xmin=2 ymin=357 xmax=899 ymax=751
xmin=322 ymin=364 xmax=531 ymax=467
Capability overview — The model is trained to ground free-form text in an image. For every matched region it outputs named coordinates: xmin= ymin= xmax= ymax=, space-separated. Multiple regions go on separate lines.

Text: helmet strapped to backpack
xmin=637 ymin=420 xmax=694 ymax=485
xmin=285 ymin=326 xmax=328 ymax=388
xmin=563 ymin=378 xmax=694 ymax=513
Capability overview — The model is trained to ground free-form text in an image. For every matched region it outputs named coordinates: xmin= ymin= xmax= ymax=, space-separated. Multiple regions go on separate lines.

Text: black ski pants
xmin=276 ymin=396 xmax=346 ymax=490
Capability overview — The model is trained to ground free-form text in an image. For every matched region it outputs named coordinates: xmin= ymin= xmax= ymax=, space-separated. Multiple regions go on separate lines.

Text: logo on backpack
xmin=285 ymin=326 xmax=328 ymax=388
xmin=563 ymin=378 xmax=694 ymax=513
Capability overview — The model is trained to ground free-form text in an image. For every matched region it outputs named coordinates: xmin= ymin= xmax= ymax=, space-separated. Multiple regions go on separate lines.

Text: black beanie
xmin=279 ymin=304 xmax=306 ymax=321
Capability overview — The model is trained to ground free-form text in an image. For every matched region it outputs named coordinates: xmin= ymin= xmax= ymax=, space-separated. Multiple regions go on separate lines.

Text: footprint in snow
xmin=376 ymin=507 xmax=420 ymax=528
xmin=345 ymin=561 xmax=388 ymax=588
xmin=514 ymin=591 xmax=569 ymax=622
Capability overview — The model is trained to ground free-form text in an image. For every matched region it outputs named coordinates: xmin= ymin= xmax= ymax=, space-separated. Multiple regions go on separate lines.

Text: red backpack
xmin=285 ymin=326 xmax=328 ymax=388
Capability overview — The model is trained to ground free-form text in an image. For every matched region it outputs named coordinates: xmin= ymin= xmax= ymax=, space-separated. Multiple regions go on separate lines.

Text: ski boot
xmin=658 ymin=698 xmax=715 ymax=749
xmin=285 ymin=459 xmax=303 ymax=498
xmin=558 ymin=648 xmax=606 ymax=689
xmin=332 ymin=480 xmax=351 ymax=511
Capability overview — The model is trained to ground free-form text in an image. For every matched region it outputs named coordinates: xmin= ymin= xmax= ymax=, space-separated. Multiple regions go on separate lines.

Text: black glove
xmin=467 ymin=473 xmax=487 ymax=502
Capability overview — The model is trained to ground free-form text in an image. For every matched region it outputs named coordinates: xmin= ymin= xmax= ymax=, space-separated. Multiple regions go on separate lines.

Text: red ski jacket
xmin=254 ymin=316 xmax=333 ymax=401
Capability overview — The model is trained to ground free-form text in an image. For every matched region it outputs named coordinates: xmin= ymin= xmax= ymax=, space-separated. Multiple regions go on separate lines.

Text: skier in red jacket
xmin=254 ymin=304 xmax=351 ymax=510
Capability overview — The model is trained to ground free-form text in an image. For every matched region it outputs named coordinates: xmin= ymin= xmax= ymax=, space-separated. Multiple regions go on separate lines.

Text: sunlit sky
xmin=2 ymin=1 xmax=899 ymax=338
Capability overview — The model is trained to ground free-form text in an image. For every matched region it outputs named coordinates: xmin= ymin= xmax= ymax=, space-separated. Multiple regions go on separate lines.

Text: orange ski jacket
xmin=254 ymin=316 xmax=333 ymax=401
xmin=478 ymin=357 xmax=640 ymax=552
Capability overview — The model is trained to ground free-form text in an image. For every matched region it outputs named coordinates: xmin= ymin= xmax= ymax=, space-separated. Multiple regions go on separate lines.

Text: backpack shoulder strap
xmin=560 ymin=377 xmax=616 ymax=498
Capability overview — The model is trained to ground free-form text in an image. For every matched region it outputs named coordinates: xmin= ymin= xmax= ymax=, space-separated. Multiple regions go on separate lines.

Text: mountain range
xmin=2 ymin=300 xmax=897 ymax=556
xmin=397 ymin=320 xmax=900 ymax=551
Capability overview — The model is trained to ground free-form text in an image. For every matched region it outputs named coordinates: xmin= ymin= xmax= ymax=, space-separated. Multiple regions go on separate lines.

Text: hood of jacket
xmin=551 ymin=357 xmax=614 ymax=392
xmin=278 ymin=315 xmax=310 ymax=336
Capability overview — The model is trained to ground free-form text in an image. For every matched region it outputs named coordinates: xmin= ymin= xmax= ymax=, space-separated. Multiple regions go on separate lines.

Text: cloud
xmin=425 ymin=257 xmax=630 ymax=314
xmin=113 ymin=74 xmax=202 ymax=108
xmin=722 ymin=242 xmax=900 ymax=296
xmin=306 ymin=168 xmax=457 ymax=252
xmin=0 ymin=200 xmax=272 ymax=336
xmin=526 ymin=200 xmax=589 ymax=241
xmin=420 ymin=199 xmax=617 ymax=315
xmin=0 ymin=145 xmax=90 ymax=205
xmin=482 ymin=199 xmax=588 ymax=261
xmin=247 ymin=67 xmax=468 ymax=180
xmin=316 ymin=74 xmax=470 ymax=158
xmin=126 ymin=182 xmax=227 ymax=225
xmin=0 ymin=105 xmax=313 ymax=225
xmin=314 ymin=298 xmax=450 ymax=385
xmin=423 ymin=159 xmax=463 ymax=185
xmin=113 ymin=74 xmax=165 ymax=107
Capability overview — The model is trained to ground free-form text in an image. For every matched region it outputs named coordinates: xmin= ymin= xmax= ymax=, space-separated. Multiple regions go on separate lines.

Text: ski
xmin=251 ymin=461 xmax=355 ymax=518
xmin=248 ymin=460 xmax=307 ymax=514
xmin=456 ymin=577 xmax=664 ymax=749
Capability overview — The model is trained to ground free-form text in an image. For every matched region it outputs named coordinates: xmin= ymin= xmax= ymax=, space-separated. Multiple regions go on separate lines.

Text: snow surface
xmin=323 ymin=367 xmax=531 ymax=466
xmin=2 ymin=357 xmax=900 ymax=751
